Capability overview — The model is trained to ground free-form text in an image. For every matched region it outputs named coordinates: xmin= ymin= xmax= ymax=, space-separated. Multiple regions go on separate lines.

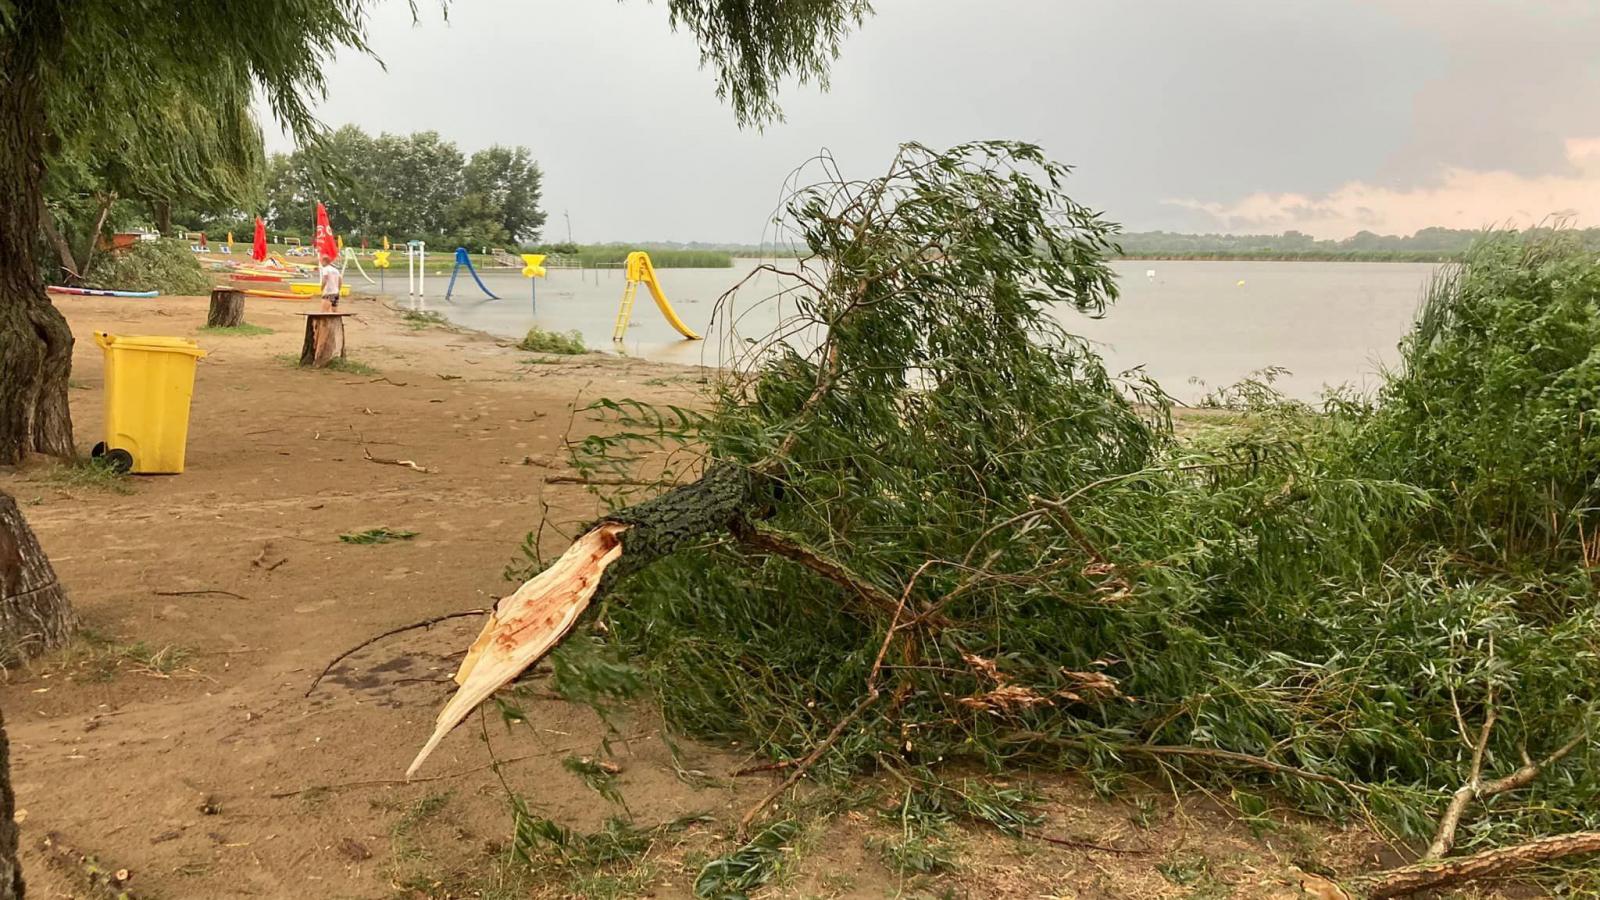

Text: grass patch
xmin=498 ymin=802 xmax=711 ymax=899
xmin=199 ymin=323 xmax=273 ymax=336
xmin=56 ymin=630 xmax=196 ymax=682
xmin=339 ymin=527 xmax=417 ymax=545
xmin=33 ymin=457 xmax=133 ymax=494
xmin=274 ymin=353 xmax=378 ymax=375
xmin=394 ymin=791 xmax=452 ymax=837
xmin=517 ymin=327 xmax=586 ymax=355
xmin=325 ymin=357 xmax=378 ymax=375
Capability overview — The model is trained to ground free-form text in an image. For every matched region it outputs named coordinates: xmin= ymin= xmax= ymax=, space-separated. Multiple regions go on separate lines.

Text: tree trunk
xmin=0 ymin=491 xmax=75 ymax=661
xmin=0 ymin=18 xmax=76 ymax=466
xmin=298 ymin=313 xmax=347 ymax=367
xmin=76 ymin=192 xmax=114 ymax=281
xmin=38 ymin=198 xmax=79 ymax=285
xmin=0 ymin=709 xmax=20 ymax=900
xmin=207 ymin=289 xmax=246 ymax=328
xmin=154 ymin=199 xmax=171 ymax=237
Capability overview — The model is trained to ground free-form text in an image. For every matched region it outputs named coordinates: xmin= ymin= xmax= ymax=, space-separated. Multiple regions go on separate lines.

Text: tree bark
xmin=1305 ymin=830 xmax=1600 ymax=899
xmin=207 ymin=289 xmax=246 ymax=328
xmin=0 ymin=491 xmax=75 ymax=661
xmin=0 ymin=15 xmax=76 ymax=466
xmin=154 ymin=199 xmax=171 ymax=237
xmin=0 ymin=708 xmax=20 ymax=900
xmin=298 ymin=313 xmax=347 ymax=367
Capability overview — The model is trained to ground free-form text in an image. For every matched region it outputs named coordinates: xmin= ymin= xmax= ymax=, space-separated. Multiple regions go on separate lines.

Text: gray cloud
xmin=264 ymin=0 xmax=1600 ymax=241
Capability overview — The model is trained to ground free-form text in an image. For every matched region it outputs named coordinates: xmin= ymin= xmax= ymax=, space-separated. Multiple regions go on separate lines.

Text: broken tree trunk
xmin=206 ymin=289 xmax=246 ymax=328
xmin=298 ymin=312 xmax=351 ymax=368
xmin=408 ymin=463 xmax=755 ymax=775
xmin=0 ymin=489 xmax=75 ymax=661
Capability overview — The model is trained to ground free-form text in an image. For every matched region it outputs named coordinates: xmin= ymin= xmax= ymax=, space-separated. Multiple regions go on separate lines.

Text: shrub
xmin=517 ymin=327 xmax=585 ymax=354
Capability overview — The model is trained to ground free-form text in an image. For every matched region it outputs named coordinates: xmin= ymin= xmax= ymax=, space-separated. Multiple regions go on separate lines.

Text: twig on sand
xmin=363 ymin=447 xmax=434 ymax=473
xmin=544 ymin=474 xmax=659 ymax=486
xmin=1026 ymin=831 xmax=1154 ymax=856
xmin=733 ymin=759 xmax=799 ymax=777
xmin=304 ymin=609 xmax=487 ymax=697
xmin=152 ymin=589 xmax=248 ymax=600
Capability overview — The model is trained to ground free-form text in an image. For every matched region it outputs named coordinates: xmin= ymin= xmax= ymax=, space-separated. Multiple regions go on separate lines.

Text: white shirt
xmin=319 ymin=263 xmax=343 ymax=298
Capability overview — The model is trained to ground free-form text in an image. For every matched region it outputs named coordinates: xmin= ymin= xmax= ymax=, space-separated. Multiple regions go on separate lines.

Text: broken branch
xmin=363 ymin=447 xmax=434 ymax=473
xmin=1337 ymin=830 xmax=1600 ymax=899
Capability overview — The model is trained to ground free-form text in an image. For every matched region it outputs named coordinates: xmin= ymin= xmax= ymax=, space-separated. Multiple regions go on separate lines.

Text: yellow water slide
xmin=612 ymin=251 xmax=701 ymax=341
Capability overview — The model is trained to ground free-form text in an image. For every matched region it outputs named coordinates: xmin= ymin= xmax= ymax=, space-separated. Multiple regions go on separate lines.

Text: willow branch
xmin=733 ymin=521 xmax=947 ymax=625
xmin=1339 ymin=831 xmax=1600 ymax=899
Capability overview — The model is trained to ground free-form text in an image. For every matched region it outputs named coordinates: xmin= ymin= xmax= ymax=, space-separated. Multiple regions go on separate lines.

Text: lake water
xmin=376 ymin=258 xmax=1440 ymax=403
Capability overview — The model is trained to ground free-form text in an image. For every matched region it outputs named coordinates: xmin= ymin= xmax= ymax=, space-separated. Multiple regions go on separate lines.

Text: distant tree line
xmin=265 ymin=126 xmax=546 ymax=248
xmin=1114 ymin=227 xmax=1600 ymax=261
xmin=37 ymin=119 xmax=547 ymax=276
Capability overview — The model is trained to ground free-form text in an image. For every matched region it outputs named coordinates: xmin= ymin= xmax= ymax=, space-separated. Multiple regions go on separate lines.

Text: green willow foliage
xmin=83 ymin=240 xmax=210 ymax=295
xmin=563 ymin=144 xmax=1600 ymax=861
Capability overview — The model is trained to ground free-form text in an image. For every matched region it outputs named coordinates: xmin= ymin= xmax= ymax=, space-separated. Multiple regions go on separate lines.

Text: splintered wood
xmin=406 ymin=522 xmax=629 ymax=777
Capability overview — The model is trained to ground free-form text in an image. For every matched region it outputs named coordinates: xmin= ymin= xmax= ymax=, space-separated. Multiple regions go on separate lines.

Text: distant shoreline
xmin=1114 ymin=253 xmax=1451 ymax=264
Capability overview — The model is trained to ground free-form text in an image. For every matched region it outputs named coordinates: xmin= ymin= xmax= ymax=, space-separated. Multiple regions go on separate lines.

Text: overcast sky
xmin=266 ymin=0 xmax=1600 ymax=243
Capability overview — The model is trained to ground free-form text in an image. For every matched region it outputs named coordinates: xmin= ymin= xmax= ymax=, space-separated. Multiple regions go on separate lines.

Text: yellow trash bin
xmin=91 ymin=332 xmax=207 ymax=474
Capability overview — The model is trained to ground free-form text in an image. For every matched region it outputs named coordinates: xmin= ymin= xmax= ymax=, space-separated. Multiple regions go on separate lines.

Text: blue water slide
xmin=444 ymin=247 xmax=501 ymax=301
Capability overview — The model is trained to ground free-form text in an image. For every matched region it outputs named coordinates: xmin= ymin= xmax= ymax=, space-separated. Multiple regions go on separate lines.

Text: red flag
xmin=251 ymin=216 xmax=268 ymax=263
xmin=313 ymin=202 xmax=338 ymax=260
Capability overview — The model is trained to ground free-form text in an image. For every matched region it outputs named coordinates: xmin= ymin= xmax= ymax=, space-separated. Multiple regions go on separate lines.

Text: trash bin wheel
xmin=105 ymin=449 xmax=134 ymax=474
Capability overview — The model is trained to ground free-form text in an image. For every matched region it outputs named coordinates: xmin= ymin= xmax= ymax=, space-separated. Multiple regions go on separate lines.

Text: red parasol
xmin=313 ymin=202 xmax=338 ymax=260
xmin=251 ymin=216 xmax=268 ymax=262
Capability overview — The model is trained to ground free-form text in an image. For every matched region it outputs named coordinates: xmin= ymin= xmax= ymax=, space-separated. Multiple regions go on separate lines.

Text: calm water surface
xmin=380 ymin=259 xmax=1439 ymax=403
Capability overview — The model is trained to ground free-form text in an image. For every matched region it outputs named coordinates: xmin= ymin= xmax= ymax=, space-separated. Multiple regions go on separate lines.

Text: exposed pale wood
xmin=0 ymin=490 xmax=75 ymax=661
xmin=206 ymin=288 xmax=246 ymax=328
xmin=409 ymin=463 xmax=757 ymax=776
xmin=297 ymin=312 xmax=351 ymax=368
xmin=407 ymin=522 xmax=629 ymax=777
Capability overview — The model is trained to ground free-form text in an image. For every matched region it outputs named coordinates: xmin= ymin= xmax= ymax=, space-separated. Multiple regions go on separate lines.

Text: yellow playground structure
xmin=612 ymin=252 xmax=701 ymax=342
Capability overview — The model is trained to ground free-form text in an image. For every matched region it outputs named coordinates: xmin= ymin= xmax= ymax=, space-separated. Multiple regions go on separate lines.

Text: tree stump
xmin=0 ymin=491 xmax=75 ymax=663
xmin=207 ymin=288 xmax=246 ymax=328
xmin=298 ymin=312 xmax=353 ymax=368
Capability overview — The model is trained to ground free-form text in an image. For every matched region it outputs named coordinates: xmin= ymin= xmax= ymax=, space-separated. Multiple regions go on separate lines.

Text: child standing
xmin=318 ymin=253 xmax=344 ymax=312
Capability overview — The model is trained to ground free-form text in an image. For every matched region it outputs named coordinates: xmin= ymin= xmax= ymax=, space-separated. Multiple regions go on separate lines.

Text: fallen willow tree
xmin=411 ymin=143 xmax=1600 ymax=894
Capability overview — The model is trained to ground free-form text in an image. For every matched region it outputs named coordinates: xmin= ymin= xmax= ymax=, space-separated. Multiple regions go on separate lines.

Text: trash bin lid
xmin=94 ymin=332 xmax=207 ymax=357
